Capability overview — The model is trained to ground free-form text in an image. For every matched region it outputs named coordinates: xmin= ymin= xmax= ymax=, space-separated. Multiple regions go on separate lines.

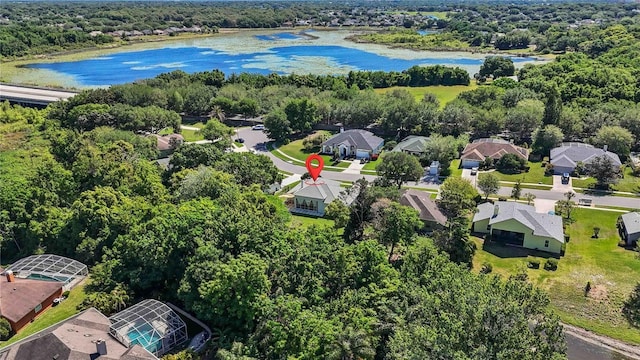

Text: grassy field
xmin=159 ymin=127 xmax=204 ymax=142
xmin=573 ymin=167 xmax=640 ymax=194
xmin=374 ymin=84 xmax=477 ymax=107
xmin=273 ymin=135 xmax=351 ymax=169
xmin=0 ymin=282 xmax=88 ymax=347
xmin=447 ymin=159 xmax=462 ymax=178
xmin=489 ymin=161 xmax=553 ymax=185
xmin=290 ymin=214 xmax=335 ymax=228
xmin=472 ymin=208 xmax=640 ymax=345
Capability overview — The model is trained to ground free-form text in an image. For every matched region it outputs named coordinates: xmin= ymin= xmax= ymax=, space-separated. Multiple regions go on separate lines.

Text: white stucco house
xmin=290 ymin=178 xmax=357 ymax=217
xmin=320 ymin=129 xmax=384 ymax=160
xmin=472 ymin=202 xmax=565 ymax=254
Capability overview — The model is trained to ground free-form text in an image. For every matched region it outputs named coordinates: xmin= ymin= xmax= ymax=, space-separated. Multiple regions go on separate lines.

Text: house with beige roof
xmin=0 ymin=308 xmax=157 ymax=360
xmin=461 ymin=138 xmax=529 ymax=169
xmin=399 ymin=189 xmax=447 ymax=231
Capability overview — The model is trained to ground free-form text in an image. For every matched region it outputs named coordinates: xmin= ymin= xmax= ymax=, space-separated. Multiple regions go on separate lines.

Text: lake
xmin=20 ymin=29 xmax=546 ymax=88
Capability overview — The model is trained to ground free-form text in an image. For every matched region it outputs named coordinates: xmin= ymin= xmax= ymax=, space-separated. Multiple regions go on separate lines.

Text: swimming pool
xmin=27 ymin=273 xmax=71 ymax=283
xmin=127 ymin=325 xmax=162 ymax=354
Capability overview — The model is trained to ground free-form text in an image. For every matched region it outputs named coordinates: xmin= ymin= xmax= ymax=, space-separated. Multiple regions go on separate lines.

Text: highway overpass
xmin=0 ymin=83 xmax=78 ymax=107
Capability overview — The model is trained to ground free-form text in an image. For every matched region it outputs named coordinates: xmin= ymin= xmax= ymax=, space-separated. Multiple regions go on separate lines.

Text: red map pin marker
xmin=305 ymin=154 xmax=324 ymax=182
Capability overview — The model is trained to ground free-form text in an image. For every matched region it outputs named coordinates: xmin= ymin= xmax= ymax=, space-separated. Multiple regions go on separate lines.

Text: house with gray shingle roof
xmin=472 ymin=202 xmax=565 ymax=254
xmin=291 ymin=178 xmax=356 ymax=217
xmin=320 ymin=129 xmax=383 ymax=160
xmin=618 ymin=212 xmax=640 ymax=246
xmin=550 ymin=142 xmax=622 ymax=175
xmin=392 ymin=136 xmax=430 ymax=156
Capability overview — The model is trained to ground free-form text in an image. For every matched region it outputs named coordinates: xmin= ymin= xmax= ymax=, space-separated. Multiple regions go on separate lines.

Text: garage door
xmin=356 ymin=150 xmax=370 ymax=159
xmin=462 ymin=159 xmax=480 ymax=169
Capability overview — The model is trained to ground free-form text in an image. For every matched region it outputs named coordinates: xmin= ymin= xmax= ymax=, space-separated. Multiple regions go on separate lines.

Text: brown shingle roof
xmin=0 ymin=274 xmax=63 ymax=323
xmin=461 ymin=138 xmax=529 ymax=162
xmin=0 ymin=308 xmax=157 ymax=360
xmin=399 ymin=189 xmax=447 ymax=226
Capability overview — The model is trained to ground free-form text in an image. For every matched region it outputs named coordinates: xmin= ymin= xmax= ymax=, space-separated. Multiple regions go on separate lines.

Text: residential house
xmin=460 ymin=138 xmax=529 ymax=169
xmin=320 ymin=129 xmax=384 ymax=160
xmin=550 ymin=142 xmax=622 ymax=175
xmin=291 ymin=178 xmax=356 ymax=217
xmin=0 ymin=270 xmax=63 ymax=334
xmin=0 ymin=308 xmax=157 ymax=360
xmin=472 ymin=202 xmax=565 ymax=254
xmin=392 ymin=135 xmax=430 ymax=156
xmin=618 ymin=212 xmax=640 ymax=246
xmin=399 ymin=189 xmax=447 ymax=231
xmin=153 ymin=133 xmax=184 ymax=158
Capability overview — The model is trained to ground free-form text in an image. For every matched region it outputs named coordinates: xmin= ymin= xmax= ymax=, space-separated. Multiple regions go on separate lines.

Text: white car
xmin=470 ymin=167 xmax=479 ymax=175
xmin=252 ymin=124 xmax=265 ymax=130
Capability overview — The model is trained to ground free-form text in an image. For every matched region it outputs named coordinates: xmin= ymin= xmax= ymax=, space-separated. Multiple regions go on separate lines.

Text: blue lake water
xmin=25 ymin=31 xmax=538 ymax=87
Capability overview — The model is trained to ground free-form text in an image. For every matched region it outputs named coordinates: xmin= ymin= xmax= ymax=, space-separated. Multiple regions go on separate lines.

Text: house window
xmin=544 ymin=240 xmax=549 ymax=248
xmin=34 ymin=303 xmax=42 ymax=313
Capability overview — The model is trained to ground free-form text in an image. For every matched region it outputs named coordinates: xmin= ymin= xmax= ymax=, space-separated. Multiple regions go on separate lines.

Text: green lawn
xmin=374 ymin=84 xmax=477 ymax=108
xmin=472 ymin=208 xmax=640 ymax=345
xmin=159 ymin=127 xmax=204 ymax=142
xmin=273 ymin=135 xmax=350 ymax=169
xmin=489 ymin=162 xmax=553 ymax=185
xmin=573 ymin=167 xmax=640 ymax=194
xmin=290 ymin=214 xmax=335 ymax=229
xmin=0 ymin=282 xmax=88 ymax=347
xmin=363 ymin=157 xmax=383 ymax=171
xmin=447 ymin=159 xmax=462 ymax=178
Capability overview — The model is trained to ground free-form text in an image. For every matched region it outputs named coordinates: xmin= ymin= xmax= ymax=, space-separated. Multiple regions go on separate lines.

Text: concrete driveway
xmin=551 ymin=175 xmax=573 ymax=193
xmin=461 ymin=168 xmax=478 ymax=188
xmin=534 ymin=199 xmax=557 ymax=214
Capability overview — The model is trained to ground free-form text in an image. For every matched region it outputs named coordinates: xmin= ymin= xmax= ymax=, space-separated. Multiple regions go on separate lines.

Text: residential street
xmin=235 ymin=127 xmax=640 ymax=209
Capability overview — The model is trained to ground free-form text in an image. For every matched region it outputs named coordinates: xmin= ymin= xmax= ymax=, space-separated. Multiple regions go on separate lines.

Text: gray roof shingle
xmin=294 ymin=178 xmax=354 ymax=205
xmin=621 ymin=212 xmax=640 ymax=235
xmin=321 ymin=130 xmax=383 ymax=151
xmin=474 ymin=202 xmax=564 ymax=242
xmin=550 ymin=142 xmax=622 ymax=168
xmin=392 ymin=136 xmax=430 ymax=154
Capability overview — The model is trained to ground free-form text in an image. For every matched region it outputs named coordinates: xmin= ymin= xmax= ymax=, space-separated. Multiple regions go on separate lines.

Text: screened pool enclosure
xmin=109 ymin=299 xmax=188 ymax=356
xmin=6 ymin=254 xmax=88 ymax=290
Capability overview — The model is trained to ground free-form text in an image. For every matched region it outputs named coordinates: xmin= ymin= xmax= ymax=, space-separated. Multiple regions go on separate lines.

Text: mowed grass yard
xmin=373 ymin=84 xmax=478 ymax=108
xmin=0 ymin=282 xmax=88 ymax=347
xmin=472 ymin=208 xmax=640 ymax=345
xmin=273 ymin=133 xmax=351 ymax=169
xmin=572 ymin=167 xmax=640 ymax=194
xmin=489 ymin=161 xmax=553 ymax=185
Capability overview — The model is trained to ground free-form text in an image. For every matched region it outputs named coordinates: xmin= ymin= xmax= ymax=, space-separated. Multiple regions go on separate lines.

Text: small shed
xmin=429 ymin=161 xmax=440 ymax=176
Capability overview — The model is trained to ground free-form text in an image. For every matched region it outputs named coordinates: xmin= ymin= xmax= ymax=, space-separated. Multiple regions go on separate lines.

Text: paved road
xmin=0 ymin=83 xmax=77 ymax=105
xmin=236 ymin=127 xmax=639 ymax=208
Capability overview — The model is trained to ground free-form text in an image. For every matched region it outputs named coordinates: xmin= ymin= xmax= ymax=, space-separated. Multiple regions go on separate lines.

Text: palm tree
xmin=524 ymin=192 xmax=536 ymax=205
xmin=328 ymin=327 xmax=375 ymax=360
xmin=211 ymin=105 xmax=226 ymax=122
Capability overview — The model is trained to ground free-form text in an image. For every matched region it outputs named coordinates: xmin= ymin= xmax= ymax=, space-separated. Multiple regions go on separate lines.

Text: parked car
xmin=252 ymin=124 xmax=265 ymax=130
xmin=470 ymin=167 xmax=478 ymax=175
xmin=237 ymin=138 xmax=245 ymax=143
xmin=562 ymin=173 xmax=570 ymax=184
